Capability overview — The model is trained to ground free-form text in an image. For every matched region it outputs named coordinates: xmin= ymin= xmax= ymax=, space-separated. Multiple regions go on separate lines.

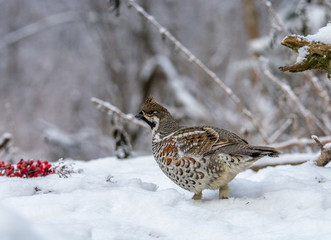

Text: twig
xmin=91 ymin=97 xmax=149 ymax=129
xmin=312 ymin=135 xmax=324 ymax=149
xmin=260 ymin=0 xmax=287 ymax=36
xmin=54 ymin=159 xmax=81 ymax=178
xmin=0 ymin=11 xmax=116 ymax=50
xmin=271 ymin=135 xmax=331 ymax=151
xmin=307 ymin=73 xmax=331 ymax=111
xmin=125 ymin=0 xmax=270 ymax=144
xmin=268 ymin=118 xmax=293 ymax=143
xmin=305 ymin=73 xmax=331 ymax=128
xmin=260 ymin=59 xmax=330 ymax=135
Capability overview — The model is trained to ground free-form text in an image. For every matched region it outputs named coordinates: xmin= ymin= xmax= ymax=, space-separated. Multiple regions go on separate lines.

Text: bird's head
xmin=135 ymin=96 xmax=170 ymax=131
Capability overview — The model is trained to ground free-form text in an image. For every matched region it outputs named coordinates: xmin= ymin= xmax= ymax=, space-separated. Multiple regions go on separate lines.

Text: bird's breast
xmin=152 ymin=140 xmax=211 ymax=193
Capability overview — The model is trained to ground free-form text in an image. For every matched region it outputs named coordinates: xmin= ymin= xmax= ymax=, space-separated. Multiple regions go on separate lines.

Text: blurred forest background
xmin=0 ymin=0 xmax=330 ymax=161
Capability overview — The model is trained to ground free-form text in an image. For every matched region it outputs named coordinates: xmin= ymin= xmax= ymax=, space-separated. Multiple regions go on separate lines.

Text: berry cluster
xmin=0 ymin=159 xmax=55 ymax=178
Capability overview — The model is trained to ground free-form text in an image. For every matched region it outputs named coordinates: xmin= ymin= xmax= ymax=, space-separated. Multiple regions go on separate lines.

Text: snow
xmin=265 ymin=1 xmax=272 ymax=7
xmin=252 ymin=152 xmax=318 ymax=167
xmin=324 ymin=142 xmax=331 ymax=149
xmin=0 ymin=132 xmax=12 ymax=142
xmin=1 ymin=154 xmax=331 ymax=240
xmin=296 ymin=46 xmax=309 ymax=64
xmin=306 ymin=23 xmax=331 ymax=44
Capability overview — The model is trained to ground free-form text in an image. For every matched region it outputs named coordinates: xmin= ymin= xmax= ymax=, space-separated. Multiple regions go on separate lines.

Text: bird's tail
xmin=250 ymin=146 xmax=279 ymax=158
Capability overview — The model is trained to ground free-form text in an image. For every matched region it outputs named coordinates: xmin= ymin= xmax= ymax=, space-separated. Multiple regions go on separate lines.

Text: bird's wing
xmin=172 ymin=127 xmax=245 ymax=156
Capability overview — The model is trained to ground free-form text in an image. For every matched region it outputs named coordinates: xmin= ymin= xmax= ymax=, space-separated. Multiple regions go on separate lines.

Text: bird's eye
xmin=149 ymin=111 xmax=156 ymax=114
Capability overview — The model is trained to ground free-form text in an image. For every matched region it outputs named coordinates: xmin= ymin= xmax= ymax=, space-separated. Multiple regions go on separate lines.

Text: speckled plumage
xmin=136 ymin=97 xmax=279 ymax=200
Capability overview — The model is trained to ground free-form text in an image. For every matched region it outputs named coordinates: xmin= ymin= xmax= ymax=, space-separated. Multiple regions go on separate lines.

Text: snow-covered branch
xmin=92 ymin=97 xmax=137 ymax=159
xmin=125 ymin=0 xmax=270 ymax=144
xmin=91 ymin=97 xmax=148 ymax=129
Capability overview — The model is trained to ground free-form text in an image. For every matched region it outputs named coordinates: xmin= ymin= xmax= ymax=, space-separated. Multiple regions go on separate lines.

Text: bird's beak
xmin=135 ymin=111 xmax=144 ymax=120
xmin=135 ymin=111 xmax=156 ymax=129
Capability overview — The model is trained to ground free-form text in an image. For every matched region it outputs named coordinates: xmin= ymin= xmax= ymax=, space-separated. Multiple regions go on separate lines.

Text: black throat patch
xmin=142 ymin=116 xmax=156 ymax=129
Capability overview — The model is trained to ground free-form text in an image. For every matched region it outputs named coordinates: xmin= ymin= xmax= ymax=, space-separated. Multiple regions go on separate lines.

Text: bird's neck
xmin=152 ymin=115 xmax=180 ymax=141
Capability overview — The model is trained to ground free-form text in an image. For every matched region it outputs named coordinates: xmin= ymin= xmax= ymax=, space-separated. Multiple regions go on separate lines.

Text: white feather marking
xmin=175 ymin=130 xmax=205 ymax=138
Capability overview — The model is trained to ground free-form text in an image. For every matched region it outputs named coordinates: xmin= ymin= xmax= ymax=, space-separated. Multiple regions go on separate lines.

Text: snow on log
xmin=312 ymin=135 xmax=331 ymax=167
xmin=279 ymin=23 xmax=331 ymax=78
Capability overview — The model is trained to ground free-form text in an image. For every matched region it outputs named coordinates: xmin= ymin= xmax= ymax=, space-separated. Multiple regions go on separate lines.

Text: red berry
xmin=0 ymin=158 xmax=56 ymax=178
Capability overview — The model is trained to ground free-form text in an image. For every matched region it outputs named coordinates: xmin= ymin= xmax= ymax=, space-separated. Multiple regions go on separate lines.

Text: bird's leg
xmin=192 ymin=192 xmax=202 ymax=200
xmin=219 ymin=185 xmax=229 ymax=199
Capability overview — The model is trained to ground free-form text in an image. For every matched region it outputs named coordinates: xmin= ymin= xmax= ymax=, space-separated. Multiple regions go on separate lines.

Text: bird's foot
xmin=219 ymin=185 xmax=229 ymax=199
xmin=192 ymin=192 xmax=202 ymax=200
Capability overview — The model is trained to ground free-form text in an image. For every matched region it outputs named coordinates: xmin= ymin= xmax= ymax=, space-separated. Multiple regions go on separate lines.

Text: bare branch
xmin=271 ymin=135 xmax=331 ymax=151
xmin=125 ymin=0 xmax=270 ymax=144
xmin=260 ymin=0 xmax=287 ymax=36
xmin=312 ymin=135 xmax=323 ymax=149
xmin=260 ymin=59 xmax=331 ymax=135
xmin=251 ymin=135 xmax=331 ymax=171
xmin=91 ymin=97 xmax=149 ymax=129
xmin=305 ymin=73 xmax=331 ymax=114
xmin=0 ymin=11 xmax=116 ymax=50
xmin=269 ymin=118 xmax=293 ymax=143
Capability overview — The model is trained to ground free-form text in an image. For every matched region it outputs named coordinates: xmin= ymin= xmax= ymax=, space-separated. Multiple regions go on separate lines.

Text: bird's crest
xmin=142 ymin=96 xmax=168 ymax=113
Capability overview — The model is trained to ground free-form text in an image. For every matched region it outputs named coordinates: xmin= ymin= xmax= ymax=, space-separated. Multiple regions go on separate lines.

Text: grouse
xmin=136 ymin=97 xmax=279 ymax=200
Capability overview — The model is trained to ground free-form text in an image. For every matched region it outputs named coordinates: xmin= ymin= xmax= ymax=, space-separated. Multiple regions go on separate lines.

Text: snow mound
xmin=1 ymin=155 xmax=331 ymax=240
xmin=306 ymin=23 xmax=331 ymax=44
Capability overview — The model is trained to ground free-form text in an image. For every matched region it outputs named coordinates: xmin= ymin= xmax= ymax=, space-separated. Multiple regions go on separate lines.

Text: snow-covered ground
xmin=1 ymin=154 xmax=331 ymax=240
